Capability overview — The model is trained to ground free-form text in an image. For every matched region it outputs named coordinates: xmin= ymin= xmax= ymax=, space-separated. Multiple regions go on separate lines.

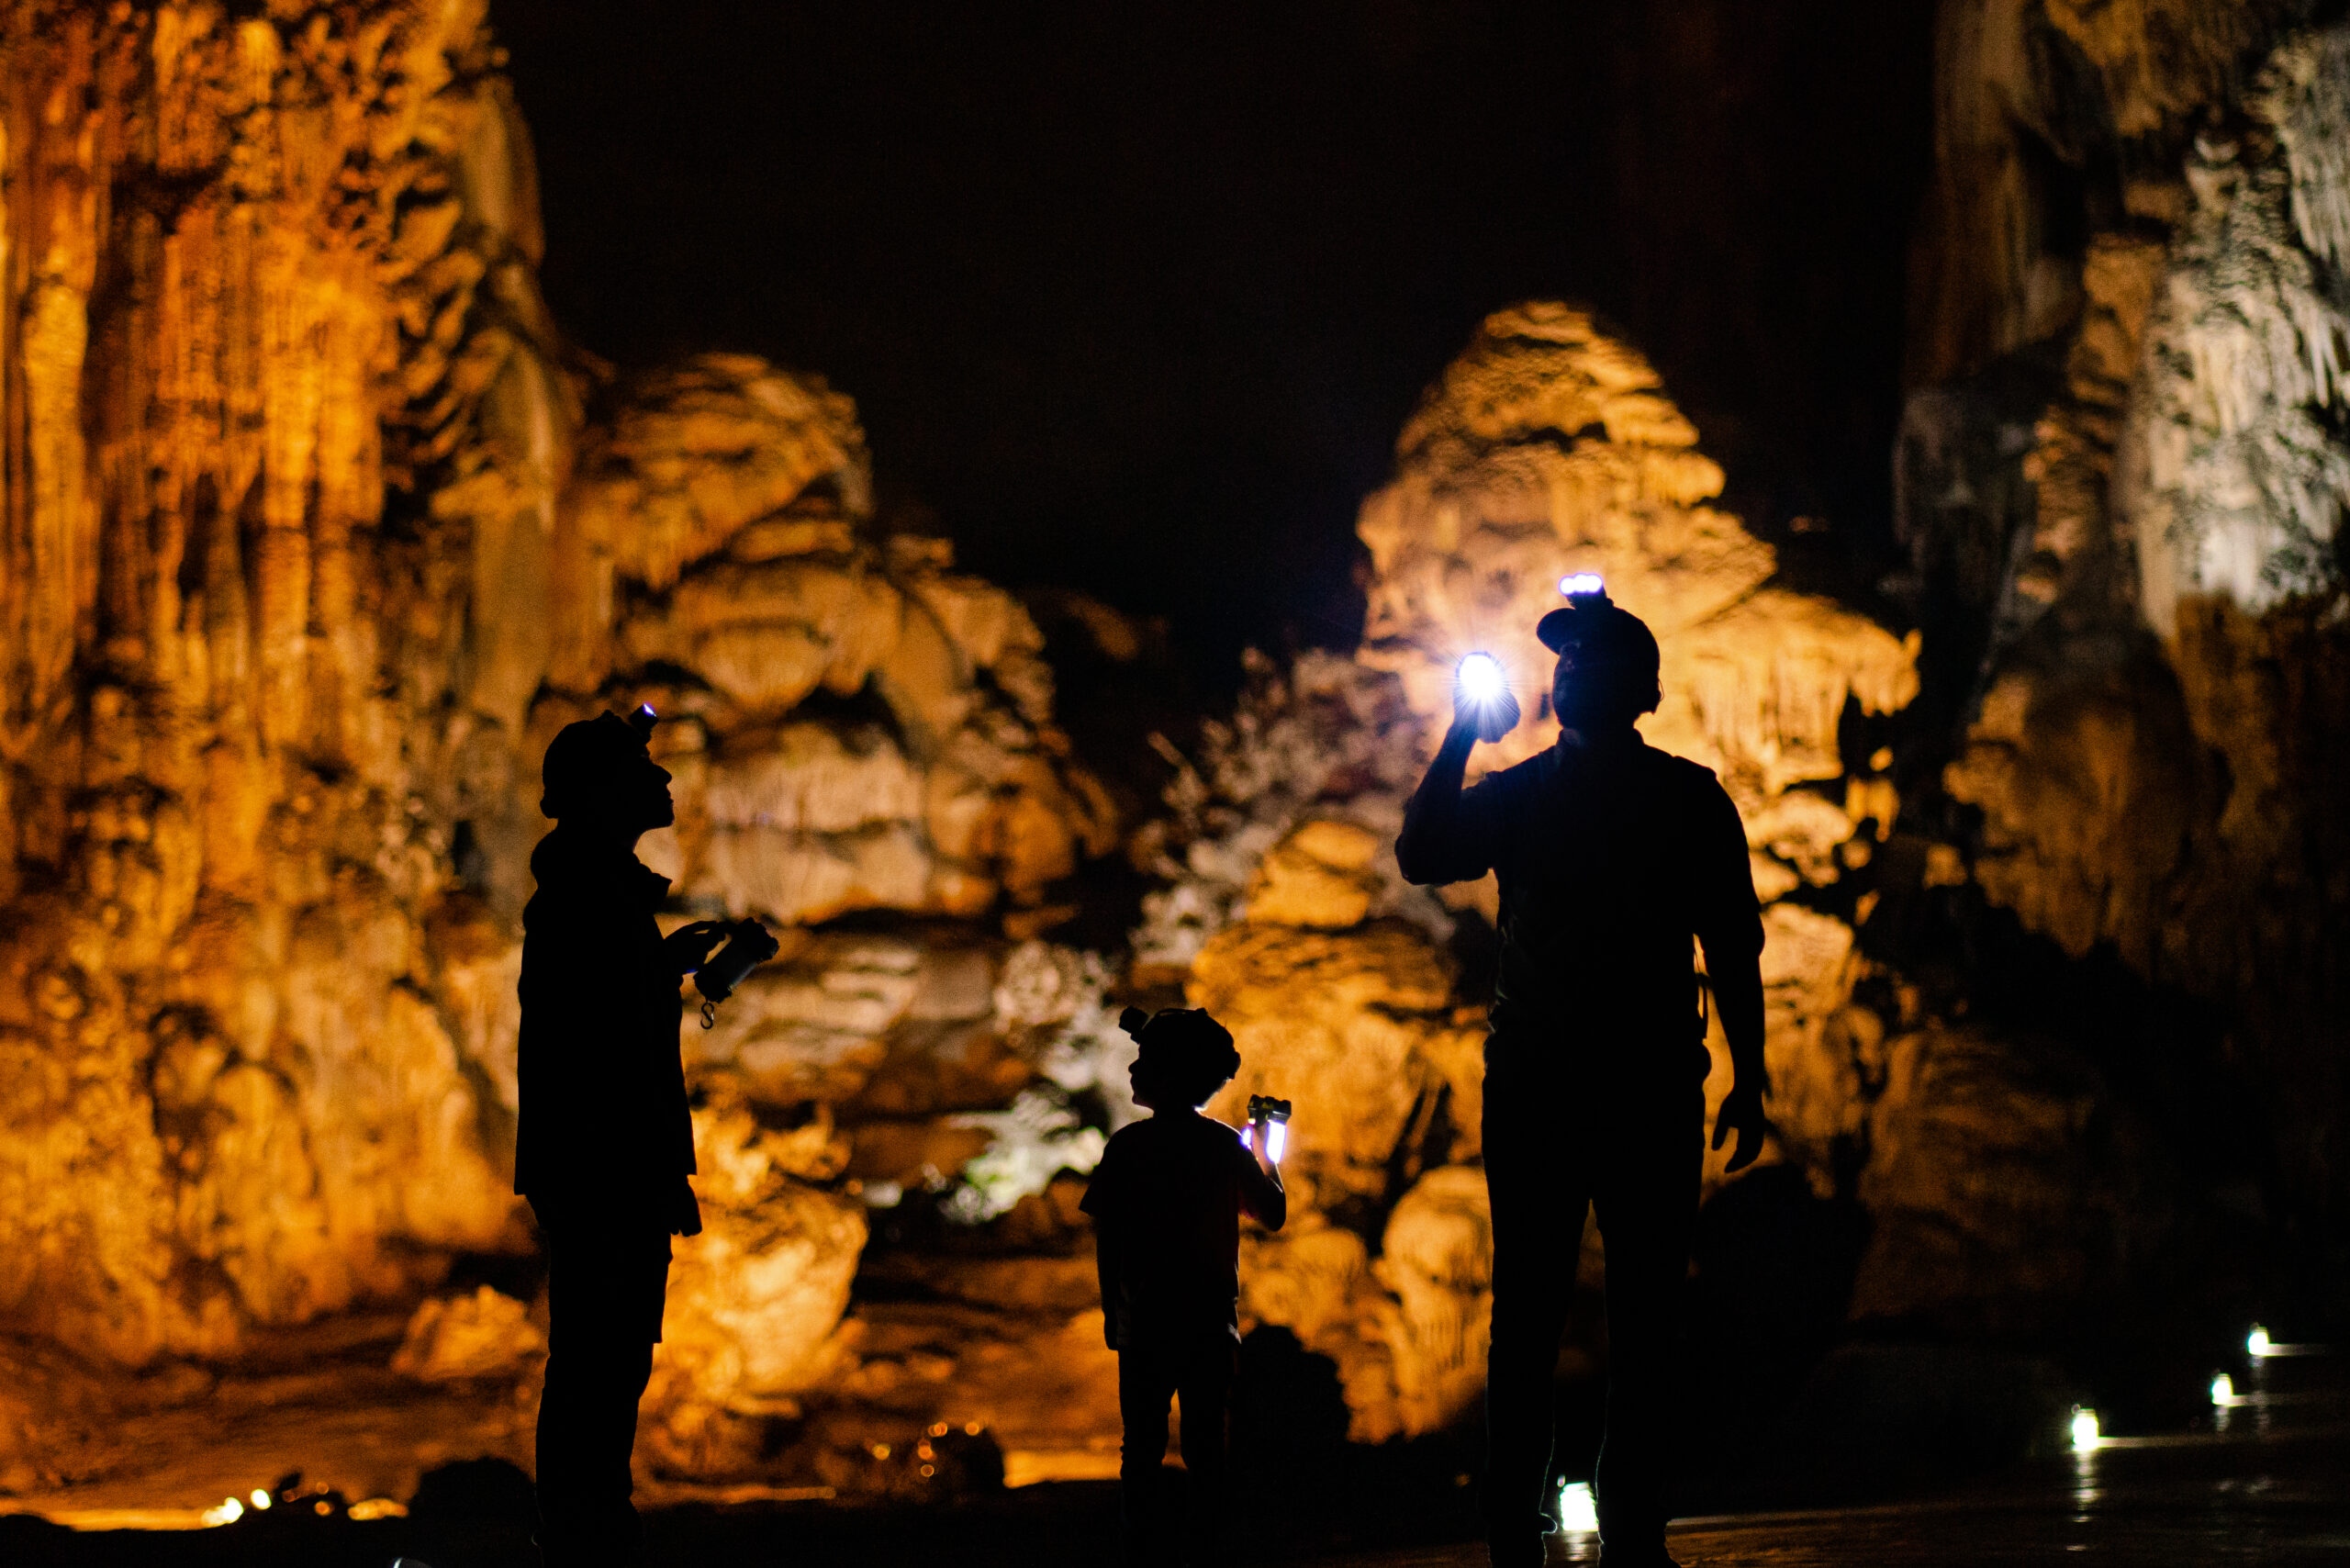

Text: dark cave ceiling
xmin=492 ymin=0 xmax=1937 ymax=685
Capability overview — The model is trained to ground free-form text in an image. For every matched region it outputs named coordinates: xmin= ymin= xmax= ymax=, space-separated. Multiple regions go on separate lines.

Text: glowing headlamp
xmin=1456 ymin=652 xmax=1506 ymax=707
xmin=1243 ymin=1094 xmax=1292 ymax=1163
xmin=1560 ymin=573 xmax=1606 ymax=599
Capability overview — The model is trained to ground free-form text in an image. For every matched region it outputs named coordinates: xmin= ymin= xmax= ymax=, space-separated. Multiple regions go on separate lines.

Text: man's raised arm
xmin=1396 ymin=718 xmax=1485 ymax=885
xmin=1398 ymin=661 xmax=1519 ymax=885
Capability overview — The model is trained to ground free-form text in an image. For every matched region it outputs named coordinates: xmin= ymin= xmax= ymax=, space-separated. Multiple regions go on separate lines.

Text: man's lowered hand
xmin=1711 ymin=1081 xmax=1768 ymax=1173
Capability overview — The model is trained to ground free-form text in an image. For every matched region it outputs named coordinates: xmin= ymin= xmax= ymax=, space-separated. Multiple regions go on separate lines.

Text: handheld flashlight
xmin=626 ymin=701 xmax=658 ymax=739
xmin=1456 ymin=652 xmax=1506 ymax=707
xmin=695 ymin=916 xmax=782 ymax=1028
xmin=1243 ymin=1094 xmax=1292 ymax=1163
xmin=1560 ymin=573 xmax=1606 ymax=600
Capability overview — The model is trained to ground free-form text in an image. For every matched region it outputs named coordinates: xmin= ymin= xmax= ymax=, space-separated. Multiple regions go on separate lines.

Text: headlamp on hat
xmin=1559 ymin=573 xmax=1606 ymax=601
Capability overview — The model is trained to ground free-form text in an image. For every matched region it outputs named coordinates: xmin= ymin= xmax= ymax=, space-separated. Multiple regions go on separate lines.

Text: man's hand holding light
xmin=1454 ymin=652 xmax=1520 ymax=744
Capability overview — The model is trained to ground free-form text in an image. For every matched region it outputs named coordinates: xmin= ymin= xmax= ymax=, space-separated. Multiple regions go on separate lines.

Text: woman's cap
xmin=541 ymin=711 xmax=655 ymax=818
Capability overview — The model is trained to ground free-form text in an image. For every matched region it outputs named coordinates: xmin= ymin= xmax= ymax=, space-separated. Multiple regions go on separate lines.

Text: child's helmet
xmin=1120 ymin=1006 xmax=1240 ymax=1103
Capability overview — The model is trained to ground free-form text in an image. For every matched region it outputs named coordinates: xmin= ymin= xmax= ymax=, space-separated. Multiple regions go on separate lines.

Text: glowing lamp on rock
xmin=2211 ymin=1372 xmax=2235 ymax=1406
xmin=2249 ymin=1325 xmax=2274 ymax=1358
xmin=1456 ymin=653 xmax=1507 ymax=708
xmin=1560 ymin=572 xmax=1606 ymax=599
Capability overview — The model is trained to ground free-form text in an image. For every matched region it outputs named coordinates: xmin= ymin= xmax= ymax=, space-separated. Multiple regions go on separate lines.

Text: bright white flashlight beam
xmin=2070 ymin=1407 xmax=2102 ymax=1452
xmin=1560 ymin=573 xmax=1604 ymax=597
xmin=1266 ymin=1121 xmax=1287 ymax=1163
xmin=1457 ymin=652 xmax=1506 ymax=705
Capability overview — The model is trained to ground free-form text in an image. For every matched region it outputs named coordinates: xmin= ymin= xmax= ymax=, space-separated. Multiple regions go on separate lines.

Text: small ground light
xmin=1457 ymin=652 xmax=1506 ymax=705
xmin=199 ymin=1496 xmax=243 ymax=1527
xmin=2212 ymin=1372 xmax=2236 ymax=1405
xmin=2248 ymin=1325 xmax=2274 ymax=1357
xmin=1560 ymin=573 xmax=1605 ymax=597
xmin=1556 ymin=1480 xmax=1599 ymax=1533
xmin=2070 ymin=1407 xmax=2102 ymax=1451
xmin=249 ymin=1488 xmax=271 ymax=1509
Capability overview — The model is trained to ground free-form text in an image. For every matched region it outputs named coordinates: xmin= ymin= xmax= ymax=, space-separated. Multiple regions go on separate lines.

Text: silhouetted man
xmin=517 ymin=708 xmax=723 ymax=1568
xmin=1395 ymin=588 xmax=1766 ymax=1568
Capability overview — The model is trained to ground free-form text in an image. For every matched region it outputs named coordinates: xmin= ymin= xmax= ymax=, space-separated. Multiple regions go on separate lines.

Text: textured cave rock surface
xmin=0 ymin=0 xmax=559 ymax=1372
xmin=1895 ymin=2 xmax=2350 ymax=1332
xmin=0 ymin=0 xmax=1127 ymax=1499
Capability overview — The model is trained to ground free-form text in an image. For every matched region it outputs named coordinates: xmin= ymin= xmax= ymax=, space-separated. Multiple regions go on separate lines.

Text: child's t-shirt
xmin=1081 ymin=1111 xmax=1281 ymax=1349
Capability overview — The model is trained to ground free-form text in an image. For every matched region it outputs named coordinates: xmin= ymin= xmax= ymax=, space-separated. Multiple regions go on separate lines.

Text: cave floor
xmin=6 ymin=1329 xmax=2344 ymax=1567
xmin=4 ymin=1417 xmax=2346 ymax=1568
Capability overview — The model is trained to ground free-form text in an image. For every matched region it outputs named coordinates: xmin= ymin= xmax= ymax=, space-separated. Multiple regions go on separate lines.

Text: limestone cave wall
xmin=1897 ymin=1 xmax=2350 ymax=1307
xmin=0 ymin=0 xmax=563 ymax=1365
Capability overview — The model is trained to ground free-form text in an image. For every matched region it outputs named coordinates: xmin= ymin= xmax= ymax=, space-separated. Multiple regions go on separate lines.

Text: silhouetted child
xmin=1082 ymin=1005 xmax=1286 ymax=1568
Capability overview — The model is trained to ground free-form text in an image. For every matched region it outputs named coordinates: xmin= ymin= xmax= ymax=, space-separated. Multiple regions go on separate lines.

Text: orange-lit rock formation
xmin=560 ymin=353 xmax=1114 ymax=932
xmin=0 ymin=0 xmax=560 ymax=1365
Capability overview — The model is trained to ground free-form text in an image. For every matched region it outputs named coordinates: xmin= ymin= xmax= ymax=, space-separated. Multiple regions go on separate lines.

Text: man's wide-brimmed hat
xmin=1536 ymin=587 xmax=1660 ymax=669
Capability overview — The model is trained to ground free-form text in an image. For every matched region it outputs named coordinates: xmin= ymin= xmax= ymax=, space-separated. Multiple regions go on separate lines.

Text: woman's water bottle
xmin=694 ymin=917 xmax=781 ymax=1027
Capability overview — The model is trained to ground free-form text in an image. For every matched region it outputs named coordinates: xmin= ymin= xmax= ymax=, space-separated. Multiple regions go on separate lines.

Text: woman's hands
xmin=662 ymin=919 xmax=728 ymax=978
xmin=671 ymin=1177 xmax=704 ymax=1238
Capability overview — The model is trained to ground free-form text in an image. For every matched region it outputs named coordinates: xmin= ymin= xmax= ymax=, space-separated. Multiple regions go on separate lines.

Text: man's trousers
xmin=1482 ymin=1053 xmax=1703 ymax=1566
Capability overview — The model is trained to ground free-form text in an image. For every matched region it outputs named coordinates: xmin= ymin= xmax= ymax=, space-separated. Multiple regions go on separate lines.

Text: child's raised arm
xmin=1240 ymin=1137 xmax=1286 ymax=1233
